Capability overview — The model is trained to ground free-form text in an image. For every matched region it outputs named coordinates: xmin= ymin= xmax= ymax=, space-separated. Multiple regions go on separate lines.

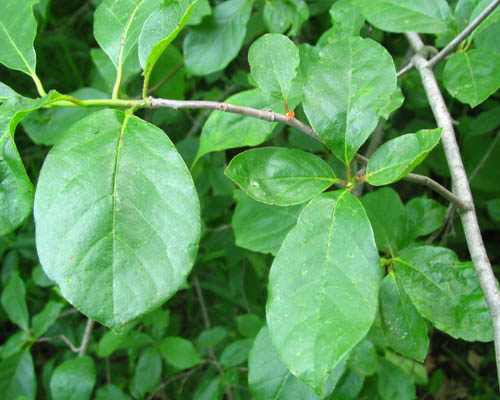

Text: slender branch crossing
xmin=406 ymin=31 xmax=500 ymax=387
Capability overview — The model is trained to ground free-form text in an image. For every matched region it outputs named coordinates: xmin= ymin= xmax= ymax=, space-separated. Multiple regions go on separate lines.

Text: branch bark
xmin=406 ymin=31 xmax=500 ymax=387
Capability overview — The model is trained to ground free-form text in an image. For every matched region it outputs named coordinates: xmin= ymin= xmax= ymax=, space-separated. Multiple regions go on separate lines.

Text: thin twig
xmin=406 ymin=31 xmax=500 ymax=388
xmin=193 ymin=276 xmax=233 ymax=400
xmin=403 ymin=173 xmax=471 ymax=212
xmin=398 ymin=0 xmax=500 ymax=77
xmin=469 ymin=130 xmax=500 ymax=183
xmin=428 ymin=0 xmax=500 ymax=69
xmin=78 ymin=318 xmax=94 ymax=357
xmin=150 ymin=97 xmax=321 ymax=142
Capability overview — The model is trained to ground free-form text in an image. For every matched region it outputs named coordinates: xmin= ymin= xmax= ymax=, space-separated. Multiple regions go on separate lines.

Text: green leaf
xmin=0 ymin=93 xmax=61 ymax=235
xmin=329 ymin=369 xmax=365 ymax=399
xmin=303 ymin=37 xmax=396 ymax=164
xmin=0 ymin=331 xmax=30 ymax=359
xmin=195 ymin=89 xmax=285 ymax=162
xmin=139 ymin=0 xmax=196 ymax=94
xmin=50 ymin=356 xmax=96 ymax=400
xmin=385 ymin=351 xmax=428 ymax=385
xmin=0 ymin=82 xmax=18 ymax=101
xmin=34 ymin=109 xmax=200 ymax=328
xmin=97 ymin=330 xmax=153 ymax=358
xmin=1 ymin=272 xmax=29 ymax=331
xmin=357 ymin=0 xmax=452 ymax=34
xmin=267 ymin=191 xmax=382 ymax=392
xmin=93 ymin=0 xmax=161 ymax=69
xmin=361 ymin=188 xmax=407 ymax=255
xmin=263 ymin=0 xmax=309 ymax=36
xmin=95 ymin=384 xmax=132 ymax=400
xmin=248 ymin=327 xmax=320 ymax=400
xmin=443 ymin=49 xmax=500 ymax=108
xmin=236 ymin=313 xmax=264 ymax=338
xmin=220 ymin=338 xmax=254 ymax=367
xmin=0 ymin=351 xmax=36 ymax=400
xmin=194 ymin=377 xmax=221 ymax=400
xmin=394 ymin=246 xmax=494 ymax=341
xmin=188 ymin=0 xmax=212 ymax=25
xmin=469 ymin=0 xmax=500 ymax=38
xmin=197 ymin=326 xmax=228 ymax=347
xmin=31 ymin=300 xmax=64 ymax=338
xmin=22 ymin=88 xmax=108 ymax=145
xmin=248 ymin=34 xmax=299 ymax=102
xmin=0 ymin=0 xmax=39 ymax=76
xmin=329 ymin=0 xmax=365 ymax=39
xmin=366 ymin=128 xmax=442 ymax=185
xmin=159 ymin=336 xmax=204 ymax=369
xmin=379 ymin=274 xmax=429 ymax=361
xmin=149 ymin=45 xmax=185 ymax=99
xmin=403 ymin=197 xmax=446 ymax=244
xmin=130 ymin=348 xmax=162 ymax=398
xmin=347 ymin=340 xmax=377 ymax=376
xmin=90 ymin=48 xmax=141 ymax=95
xmin=487 ymin=198 xmax=500 ymax=222
xmin=225 ymin=147 xmax=336 ymax=206
xmin=376 ymin=358 xmax=416 ymax=400
xmin=183 ymin=0 xmax=252 ymax=76
xmin=232 ymin=190 xmax=303 ymax=255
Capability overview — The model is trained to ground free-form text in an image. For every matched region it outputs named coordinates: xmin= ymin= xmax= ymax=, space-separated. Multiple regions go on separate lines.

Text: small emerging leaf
xmin=225 ymin=147 xmax=336 ymax=206
xmin=366 ymin=128 xmax=442 ymax=185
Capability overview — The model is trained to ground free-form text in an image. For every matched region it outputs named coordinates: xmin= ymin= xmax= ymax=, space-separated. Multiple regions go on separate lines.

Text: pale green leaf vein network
xmin=0 ymin=22 xmax=35 ymax=76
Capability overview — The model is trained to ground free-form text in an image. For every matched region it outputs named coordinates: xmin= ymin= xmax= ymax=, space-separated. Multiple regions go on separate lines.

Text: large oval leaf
xmin=248 ymin=34 xmax=300 ymax=102
xmin=0 ymin=0 xmax=39 ymax=76
xmin=183 ymin=0 xmax=252 ymax=75
xmin=34 ymin=109 xmax=200 ymax=328
xmin=0 ymin=350 xmax=36 ymax=400
xmin=357 ymin=0 xmax=452 ymax=34
xmin=93 ymin=0 xmax=161 ymax=69
xmin=443 ymin=49 xmax=500 ymax=108
xmin=267 ymin=191 xmax=382 ymax=393
xmin=366 ymin=128 xmax=442 ymax=186
xmin=248 ymin=327 xmax=320 ymax=400
xmin=394 ymin=246 xmax=494 ymax=342
xmin=225 ymin=147 xmax=336 ymax=206
xmin=303 ymin=37 xmax=396 ymax=164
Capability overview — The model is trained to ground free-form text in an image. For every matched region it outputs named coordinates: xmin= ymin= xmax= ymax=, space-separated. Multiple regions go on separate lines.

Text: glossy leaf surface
xmin=183 ymin=0 xmax=252 ymax=75
xmin=267 ymin=191 xmax=381 ymax=392
xmin=93 ymin=0 xmax=161 ymax=69
xmin=248 ymin=34 xmax=299 ymax=101
xmin=248 ymin=327 xmax=320 ymax=400
xmin=329 ymin=0 xmax=365 ymax=39
xmin=443 ymin=49 xmax=500 ymax=107
xmin=394 ymin=246 xmax=494 ymax=341
xmin=303 ymin=37 xmax=396 ymax=164
xmin=225 ymin=147 xmax=336 ymax=206
xmin=0 ymin=351 xmax=36 ymax=400
xmin=263 ymin=0 xmax=309 ymax=36
xmin=232 ymin=190 xmax=303 ymax=255
xmin=0 ymin=0 xmax=39 ymax=76
xmin=195 ymin=89 xmax=284 ymax=162
xmin=34 ymin=110 xmax=200 ymax=328
xmin=357 ymin=0 xmax=452 ymax=34
xmin=380 ymin=274 xmax=429 ymax=361
xmin=50 ymin=356 xmax=96 ymax=400
xmin=139 ymin=0 xmax=195 ymax=90
xmin=366 ymin=129 xmax=442 ymax=185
